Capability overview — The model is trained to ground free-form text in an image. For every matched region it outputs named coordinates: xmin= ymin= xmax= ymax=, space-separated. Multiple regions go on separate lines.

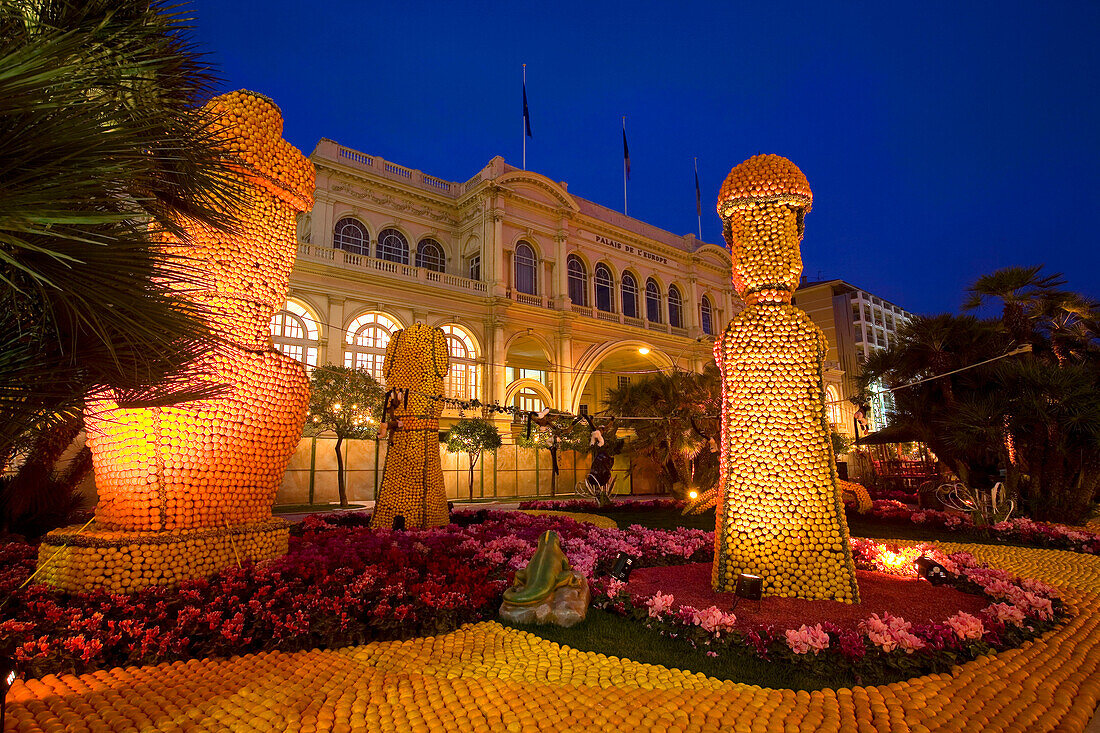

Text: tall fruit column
xmin=37 ymin=91 xmax=314 ymax=593
xmin=711 ymin=155 xmax=859 ymax=603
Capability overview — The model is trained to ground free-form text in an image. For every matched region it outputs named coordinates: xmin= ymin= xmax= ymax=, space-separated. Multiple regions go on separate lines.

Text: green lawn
xmin=501 ymin=608 xmax=840 ymax=690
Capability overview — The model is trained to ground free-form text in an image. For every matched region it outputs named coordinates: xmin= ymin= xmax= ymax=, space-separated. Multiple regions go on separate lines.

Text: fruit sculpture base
xmin=36 ymin=518 xmax=289 ymax=593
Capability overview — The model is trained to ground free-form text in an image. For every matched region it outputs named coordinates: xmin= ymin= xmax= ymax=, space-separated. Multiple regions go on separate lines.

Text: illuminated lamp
xmin=1 ymin=638 xmax=16 ymax=731
xmin=392 ymin=515 xmax=406 ymax=531
xmin=914 ymin=556 xmax=950 ymax=586
xmin=688 ymin=489 xmax=699 ymax=500
xmin=638 ymin=347 xmax=651 ymax=355
xmin=735 ymin=573 xmax=764 ymax=602
xmin=610 ymin=552 xmax=637 ymax=581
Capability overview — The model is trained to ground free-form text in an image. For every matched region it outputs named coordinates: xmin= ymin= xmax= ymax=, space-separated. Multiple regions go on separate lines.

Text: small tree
xmin=515 ymin=413 xmax=590 ymax=495
xmin=443 ymin=418 xmax=502 ymax=501
xmin=304 ymin=366 xmax=383 ymax=507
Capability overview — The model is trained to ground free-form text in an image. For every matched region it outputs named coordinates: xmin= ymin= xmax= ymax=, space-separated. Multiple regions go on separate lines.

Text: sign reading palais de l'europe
xmin=593 ymin=234 xmax=668 ymax=265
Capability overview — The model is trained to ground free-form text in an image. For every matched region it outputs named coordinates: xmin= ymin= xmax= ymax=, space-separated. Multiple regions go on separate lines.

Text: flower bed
xmin=847 ymin=499 xmax=1100 ymax=554
xmin=0 ymin=509 xmax=1066 ymax=686
xmin=0 ymin=511 xmax=709 ymax=678
xmin=590 ymin=537 xmax=1064 ymax=682
xmin=517 ymin=498 xmax=686 ymax=512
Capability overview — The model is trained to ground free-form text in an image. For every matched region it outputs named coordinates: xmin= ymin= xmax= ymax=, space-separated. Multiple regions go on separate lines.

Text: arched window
xmin=344 ymin=313 xmax=401 ymax=381
xmin=415 ymin=239 xmax=446 ymax=272
xmin=668 ymin=285 xmax=683 ymax=328
xmin=567 ymin=255 xmax=588 ymax=306
xmin=621 ymin=273 xmax=639 ymax=319
xmin=376 ymin=228 xmax=409 ymax=264
xmin=825 ymin=385 xmax=842 ymax=428
xmin=700 ymin=295 xmax=714 ymax=336
xmin=645 ymin=278 xmax=662 ymax=323
xmin=439 ymin=324 xmax=479 ymax=401
xmin=514 ymin=242 xmax=537 ymax=295
xmin=594 ymin=264 xmax=614 ymax=313
xmin=333 ymin=217 xmax=369 ymax=255
xmin=270 ymin=300 xmax=319 ymax=367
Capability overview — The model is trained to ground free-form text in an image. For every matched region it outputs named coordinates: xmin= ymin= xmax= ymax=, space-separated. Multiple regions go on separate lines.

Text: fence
xmin=277 ymin=438 xmax=639 ymax=505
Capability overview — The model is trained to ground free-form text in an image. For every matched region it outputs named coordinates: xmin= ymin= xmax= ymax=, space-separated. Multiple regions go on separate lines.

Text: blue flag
xmin=523 ymin=82 xmax=532 ymax=138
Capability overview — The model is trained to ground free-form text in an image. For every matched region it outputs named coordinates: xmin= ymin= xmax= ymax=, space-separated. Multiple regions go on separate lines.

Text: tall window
xmin=344 ymin=313 xmax=400 ymax=381
xmin=333 ymin=217 xmax=369 ymax=255
xmin=700 ymin=295 xmax=713 ymax=336
xmin=594 ymin=264 xmax=614 ymax=313
xmin=376 ymin=228 xmax=408 ymax=264
xmin=621 ymin=273 xmax=639 ymax=318
xmin=514 ymin=242 xmax=537 ymax=295
xmin=668 ymin=284 xmax=683 ymax=328
xmin=645 ymin=278 xmax=661 ymax=323
xmin=468 ymin=254 xmax=481 ymax=281
xmin=270 ymin=300 xmax=319 ymax=367
xmin=825 ymin=385 xmax=842 ymax=428
xmin=415 ymin=239 xmax=445 ymax=272
xmin=567 ymin=255 xmax=588 ymax=306
xmin=439 ymin=324 xmax=479 ymax=401
xmin=515 ymin=389 xmax=544 ymax=414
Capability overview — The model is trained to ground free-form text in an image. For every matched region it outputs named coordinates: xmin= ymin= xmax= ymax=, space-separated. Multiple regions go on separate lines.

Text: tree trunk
xmin=468 ymin=451 xmax=480 ymax=501
xmin=335 ymin=435 xmax=347 ymax=507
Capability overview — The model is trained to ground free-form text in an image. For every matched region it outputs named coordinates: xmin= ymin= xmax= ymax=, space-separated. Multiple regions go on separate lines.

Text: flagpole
xmin=622 ymin=116 xmax=628 ymax=216
xmin=522 ymin=64 xmax=527 ymax=170
xmin=695 ymin=157 xmax=702 ymax=240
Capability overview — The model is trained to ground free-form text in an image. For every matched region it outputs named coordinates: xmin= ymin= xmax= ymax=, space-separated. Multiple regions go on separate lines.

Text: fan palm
xmin=964 ymin=265 xmax=1067 ymax=345
xmin=0 ymin=0 xmax=244 ymax=465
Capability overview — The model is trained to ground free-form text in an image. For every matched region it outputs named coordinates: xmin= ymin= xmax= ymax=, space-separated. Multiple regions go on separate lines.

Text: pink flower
xmin=945 ymin=612 xmax=984 ymax=640
xmin=987 ymin=603 xmax=1026 ymax=626
xmin=605 ymin=578 xmax=628 ymax=598
xmin=691 ymin=605 xmax=736 ymax=634
xmin=645 ymin=591 xmax=676 ymax=618
xmin=785 ymin=624 xmax=830 ymax=655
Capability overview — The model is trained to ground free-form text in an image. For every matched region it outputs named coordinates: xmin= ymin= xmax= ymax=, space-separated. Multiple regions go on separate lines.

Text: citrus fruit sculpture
xmin=712 ymin=154 xmax=860 ymax=602
xmin=370 ymin=323 xmax=451 ymax=530
xmin=36 ymin=90 xmax=314 ymax=593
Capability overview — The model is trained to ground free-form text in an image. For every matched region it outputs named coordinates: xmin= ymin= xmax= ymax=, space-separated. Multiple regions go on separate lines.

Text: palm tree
xmin=0 ymin=0 xmax=242 ymax=467
xmin=606 ymin=364 xmax=721 ymax=495
xmin=964 ymin=265 xmax=1067 ymax=346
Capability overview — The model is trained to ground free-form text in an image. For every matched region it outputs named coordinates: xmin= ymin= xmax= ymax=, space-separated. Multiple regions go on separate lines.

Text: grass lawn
xmin=273 ymin=502 xmax=369 ymax=514
xmin=501 ymin=608 xmax=841 ymax=690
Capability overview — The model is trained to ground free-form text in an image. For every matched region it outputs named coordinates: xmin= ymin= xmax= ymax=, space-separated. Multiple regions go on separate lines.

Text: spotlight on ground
xmin=914 ymin=556 xmax=949 ymax=586
xmin=610 ymin=552 xmax=637 ymax=581
xmin=735 ymin=573 xmax=764 ymax=601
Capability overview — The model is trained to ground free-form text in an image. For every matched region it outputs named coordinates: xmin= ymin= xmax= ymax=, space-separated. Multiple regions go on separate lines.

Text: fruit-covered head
xmin=717 ymin=155 xmax=812 ymax=302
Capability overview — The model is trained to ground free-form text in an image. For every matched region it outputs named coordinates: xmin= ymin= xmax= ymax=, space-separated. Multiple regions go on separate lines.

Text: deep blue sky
xmin=190 ymin=1 xmax=1098 ymax=315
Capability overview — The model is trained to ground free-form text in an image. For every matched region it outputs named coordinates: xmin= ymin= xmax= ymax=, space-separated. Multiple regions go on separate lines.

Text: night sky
xmin=191 ymin=1 xmax=1098 ymax=316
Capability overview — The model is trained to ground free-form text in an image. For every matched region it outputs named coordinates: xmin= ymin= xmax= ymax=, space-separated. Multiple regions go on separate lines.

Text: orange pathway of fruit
xmin=6 ymin=540 xmax=1100 ymax=732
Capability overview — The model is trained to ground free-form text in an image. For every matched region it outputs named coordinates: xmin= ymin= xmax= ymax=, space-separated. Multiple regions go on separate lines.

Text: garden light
xmin=688 ymin=489 xmax=699 ymax=500
xmin=735 ymin=573 xmax=763 ymax=601
xmin=610 ymin=552 xmax=637 ymax=581
xmin=1 ymin=639 xmax=15 ymax=731
xmin=914 ymin=556 xmax=950 ymax=586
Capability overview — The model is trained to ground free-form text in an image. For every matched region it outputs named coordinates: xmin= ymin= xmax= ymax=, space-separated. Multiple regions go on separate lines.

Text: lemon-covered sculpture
xmin=371 ymin=323 xmax=451 ymax=530
xmin=712 ymin=154 xmax=860 ymax=603
xmin=37 ymin=91 xmax=313 ymax=592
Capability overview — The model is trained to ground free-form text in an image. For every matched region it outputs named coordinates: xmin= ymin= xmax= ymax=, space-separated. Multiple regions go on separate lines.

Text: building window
xmin=515 ymin=389 xmax=545 ymax=414
xmin=668 ymin=284 xmax=683 ymax=328
xmin=514 ymin=242 xmax=537 ymax=295
xmin=567 ymin=255 xmax=588 ymax=306
xmin=468 ymin=254 xmax=481 ymax=281
xmin=439 ymin=324 xmax=479 ymax=401
xmin=344 ymin=312 xmax=401 ymax=381
xmin=578 ymin=404 xmax=589 ymax=416
xmin=270 ymin=300 xmax=319 ymax=367
xmin=594 ymin=264 xmax=614 ymax=313
xmin=376 ymin=228 xmax=409 ymax=264
xmin=825 ymin=385 xmax=842 ymax=428
xmin=617 ymin=375 xmax=631 ymax=390
xmin=415 ymin=239 xmax=445 ymax=272
xmin=700 ymin=295 xmax=713 ymax=336
xmin=621 ymin=273 xmax=639 ymax=319
xmin=506 ymin=367 xmax=549 ymax=385
xmin=645 ymin=278 xmax=661 ymax=323
xmin=333 ymin=217 xmax=369 ymax=256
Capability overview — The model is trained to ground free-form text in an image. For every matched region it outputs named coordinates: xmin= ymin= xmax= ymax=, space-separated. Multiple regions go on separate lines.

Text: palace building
xmin=274 ymin=139 xmax=739 ymax=425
